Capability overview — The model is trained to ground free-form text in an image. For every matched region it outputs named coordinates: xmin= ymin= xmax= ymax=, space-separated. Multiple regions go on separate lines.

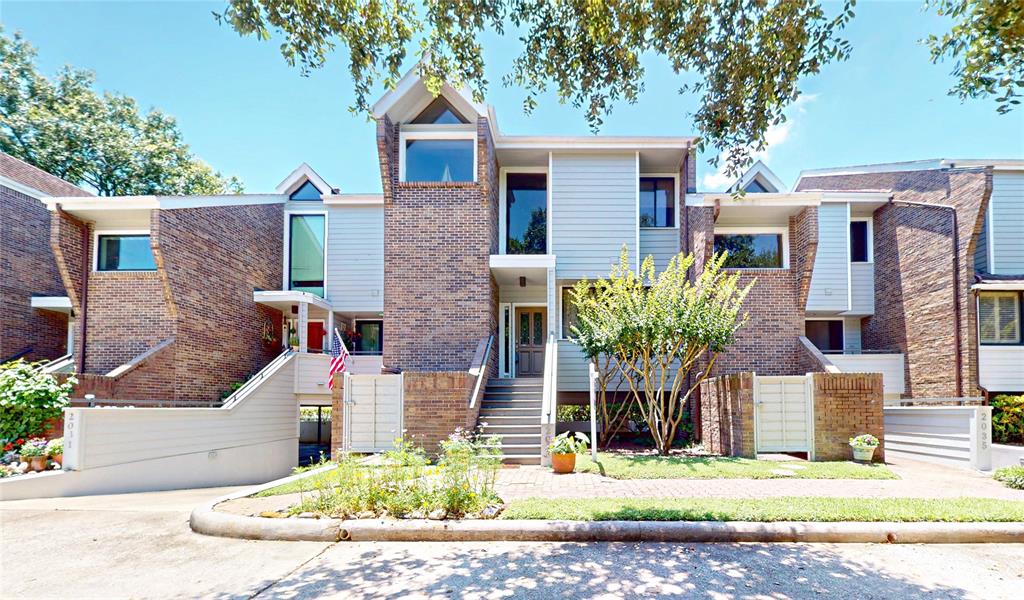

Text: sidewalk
xmin=495 ymin=457 xmax=1024 ymax=501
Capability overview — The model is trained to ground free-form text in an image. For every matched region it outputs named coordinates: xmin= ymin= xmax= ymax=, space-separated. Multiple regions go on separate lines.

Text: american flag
xmin=327 ymin=329 xmax=350 ymax=388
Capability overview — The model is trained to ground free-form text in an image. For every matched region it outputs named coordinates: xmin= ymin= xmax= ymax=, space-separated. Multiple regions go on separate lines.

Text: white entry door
xmin=344 ymin=374 xmax=403 ymax=452
xmin=754 ymin=376 xmax=812 ymax=453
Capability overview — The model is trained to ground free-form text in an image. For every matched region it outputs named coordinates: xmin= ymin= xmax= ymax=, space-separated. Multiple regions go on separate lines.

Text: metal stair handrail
xmin=221 ymin=349 xmax=295 ymax=409
xmin=468 ymin=334 xmax=494 ymax=410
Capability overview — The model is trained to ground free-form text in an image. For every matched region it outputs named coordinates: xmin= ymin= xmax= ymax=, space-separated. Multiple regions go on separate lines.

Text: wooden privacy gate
xmin=754 ymin=375 xmax=813 ymax=455
xmin=343 ymin=374 xmax=404 ymax=453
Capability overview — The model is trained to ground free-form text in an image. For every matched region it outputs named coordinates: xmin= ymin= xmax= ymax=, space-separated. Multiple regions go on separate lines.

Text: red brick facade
xmin=0 ymin=153 xmax=90 ymax=363
xmin=49 ymin=202 xmax=284 ymax=402
xmin=797 ymin=168 xmax=991 ymax=397
xmin=378 ymin=116 xmax=499 ymax=372
xmin=688 ymin=206 xmax=819 ymax=377
xmin=699 ymin=372 xmax=756 ymax=458
xmin=812 ymin=372 xmax=885 ymax=462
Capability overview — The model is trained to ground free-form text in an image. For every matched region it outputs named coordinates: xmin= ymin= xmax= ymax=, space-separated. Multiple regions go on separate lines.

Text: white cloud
xmin=701 ymin=94 xmax=818 ymax=191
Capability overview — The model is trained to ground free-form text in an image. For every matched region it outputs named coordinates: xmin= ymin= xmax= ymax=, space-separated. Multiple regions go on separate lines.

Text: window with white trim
xmin=400 ymin=98 xmax=476 ymax=183
xmin=979 ymin=292 xmax=1021 ymax=344
xmin=713 ymin=228 xmax=788 ymax=269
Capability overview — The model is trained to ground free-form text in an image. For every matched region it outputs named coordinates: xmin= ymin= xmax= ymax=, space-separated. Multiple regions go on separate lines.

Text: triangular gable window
xmin=290 ymin=180 xmax=322 ymax=201
xmin=743 ymin=178 xmax=769 ymax=193
xmin=411 ymin=96 xmax=469 ymax=125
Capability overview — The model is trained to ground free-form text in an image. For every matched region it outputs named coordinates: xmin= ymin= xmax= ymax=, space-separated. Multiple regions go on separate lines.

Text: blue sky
xmin=4 ymin=1 xmax=1023 ymax=193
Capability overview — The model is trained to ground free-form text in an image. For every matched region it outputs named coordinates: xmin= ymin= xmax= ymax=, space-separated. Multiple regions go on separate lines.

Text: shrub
xmin=849 ymin=434 xmax=880 ymax=448
xmin=294 ymin=430 xmax=502 ymax=519
xmin=549 ymin=431 xmax=590 ymax=455
xmin=993 ymin=465 xmax=1024 ymax=490
xmin=0 ymin=360 xmax=76 ymax=441
xmin=991 ymin=395 xmax=1024 ymax=445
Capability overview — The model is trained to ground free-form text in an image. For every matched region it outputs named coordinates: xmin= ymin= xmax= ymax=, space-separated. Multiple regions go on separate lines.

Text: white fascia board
xmin=495 ymin=136 xmax=696 ymax=150
xmin=253 ymin=289 xmax=333 ymax=312
xmin=699 ymin=192 xmax=822 ymax=207
xmin=489 ymin=254 xmax=557 ymax=269
xmin=941 ymin=159 xmax=1024 ymax=171
xmin=371 ymin=64 xmax=482 ymax=123
xmin=728 ymin=160 xmax=786 ymax=193
xmin=275 ymin=163 xmax=331 ymax=195
xmin=972 ymin=282 xmax=1024 ymax=291
xmin=43 ymin=195 xmax=286 ymax=212
xmin=0 ymin=175 xmax=51 ymax=199
xmin=819 ymin=192 xmax=892 ymax=203
xmin=159 ymin=194 xmax=287 ymax=209
xmin=322 ymin=194 xmax=384 ymax=205
xmin=30 ymin=296 xmax=72 ymax=313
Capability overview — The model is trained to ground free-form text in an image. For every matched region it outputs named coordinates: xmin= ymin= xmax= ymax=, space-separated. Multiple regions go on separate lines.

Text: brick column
xmin=812 ymin=372 xmax=885 ymax=462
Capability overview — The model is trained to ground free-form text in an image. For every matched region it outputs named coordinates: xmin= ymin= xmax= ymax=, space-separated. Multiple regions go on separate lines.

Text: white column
xmin=326 ymin=310 xmax=335 ymax=347
xmin=546 ymin=265 xmax=557 ymax=338
xmin=298 ymin=302 xmax=309 ymax=353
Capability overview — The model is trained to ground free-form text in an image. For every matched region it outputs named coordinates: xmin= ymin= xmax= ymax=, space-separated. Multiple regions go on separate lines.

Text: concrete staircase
xmin=477 ymin=377 xmax=543 ymax=465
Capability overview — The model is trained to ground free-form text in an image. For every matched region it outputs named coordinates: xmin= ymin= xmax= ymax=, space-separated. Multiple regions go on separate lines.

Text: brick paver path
xmin=495 ymin=457 xmax=1024 ymax=501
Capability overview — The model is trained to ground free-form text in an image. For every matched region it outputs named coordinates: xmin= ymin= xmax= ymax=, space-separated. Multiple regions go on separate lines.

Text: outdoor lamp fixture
xmin=519 ymin=276 xmax=526 ymax=288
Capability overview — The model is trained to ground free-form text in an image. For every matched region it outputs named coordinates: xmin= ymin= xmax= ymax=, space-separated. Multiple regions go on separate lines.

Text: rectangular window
xmin=404 ymin=139 xmax=474 ymax=183
xmin=851 ymin=220 xmax=870 ymax=263
xmin=288 ymin=214 xmax=325 ymax=297
xmin=561 ymin=288 xmax=578 ymax=339
xmin=354 ymin=320 xmax=383 ymax=355
xmin=96 ymin=234 xmax=156 ymax=272
xmin=714 ymin=233 xmax=784 ymax=269
xmin=979 ymin=292 xmax=1021 ymax=344
xmin=639 ymin=177 xmax=675 ymax=227
xmin=805 ymin=320 xmax=844 ymax=353
xmin=506 ymin=173 xmax=547 ymax=254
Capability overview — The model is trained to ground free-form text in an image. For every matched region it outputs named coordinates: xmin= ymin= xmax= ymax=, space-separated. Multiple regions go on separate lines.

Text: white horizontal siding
xmin=848 ymin=262 xmax=874 ymax=315
xmin=843 ymin=317 xmax=862 ymax=353
xmin=326 ymin=205 xmax=384 ymax=312
xmin=557 ymin=341 xmax=590 ymax=391
xmin=551 ymin=154 xmax=637 ymax=279
xmin=639 ymin=228 xmax=680 ymax=273
xmin=807 ymin=203 xmax=850 ymax=312
xmin=74 ymin=356 xmax=298 ymax=470
xmin=990 ymin=171 xmax=1024 ymax=274
xmin=884 ymin=406 xmax=991 ymax=470
xmin=294 ymin=353 xmax=332 ymax=396
xmin=979 ymin=345 xmax=1024 ymax=392
xmin=829 ymin=353 xmax=905 ymax=395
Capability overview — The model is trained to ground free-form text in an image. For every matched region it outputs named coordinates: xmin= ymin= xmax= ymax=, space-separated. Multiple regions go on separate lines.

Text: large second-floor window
xmin=403 ymin=138 xmax=475 ymax=183
xmin=639 ymin=177 xmax=675 ymax=227
xmin=851 ymin=220 xmax=871 ymax=262
xmin=714 ymin=231 xmax=786 ymax=269
xmin=979 ymin=292 xmax=1021 ymax=344
xmin=506 ymin=173 xmax=547 ymax=254
xmin=289 ymin=214 xmax=325 ymax=296
xmin=96 ymin=234 xmax=156 ymax=272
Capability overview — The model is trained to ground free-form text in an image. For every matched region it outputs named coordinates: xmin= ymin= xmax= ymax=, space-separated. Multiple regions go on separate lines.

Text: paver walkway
xmin=495 ymin=456 xmax=1024 ymax=501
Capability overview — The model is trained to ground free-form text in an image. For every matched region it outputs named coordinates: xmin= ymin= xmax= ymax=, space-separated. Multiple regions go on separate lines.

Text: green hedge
xmin=992 ymin=394 xmax=1024 ymax=445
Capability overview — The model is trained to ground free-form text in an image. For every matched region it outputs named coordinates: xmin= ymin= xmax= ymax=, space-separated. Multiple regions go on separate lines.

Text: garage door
xmin=343 ymin=374 xmax=403 ymax=452
xmin=755 ymin=376 xmax=812 ymax=453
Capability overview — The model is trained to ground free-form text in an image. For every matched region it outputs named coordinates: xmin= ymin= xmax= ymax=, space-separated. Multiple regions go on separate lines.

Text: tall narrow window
xmin=979 ymin=292 xmax=1021 ymax=344
xmin=288 ymin=214 xmax=325 ymax=296
xmin=506 ymin=173 xmax=547 ymax=254
xmin=355 ymin=320 xmax=383 ymax=355
xmin=851 ymin=221 xmax=870 ymax=262
xmin=639 ymin=177 xmax=675 ymax=227
xmin=96 ymin=234 xmax=156 ymax=272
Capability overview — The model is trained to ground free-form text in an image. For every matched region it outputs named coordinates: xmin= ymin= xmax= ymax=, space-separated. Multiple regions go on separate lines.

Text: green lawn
xmin=575 ymin=452 xmax=897 ymax=480
xmin=500 ymin=497 xmax=1024 ymax=523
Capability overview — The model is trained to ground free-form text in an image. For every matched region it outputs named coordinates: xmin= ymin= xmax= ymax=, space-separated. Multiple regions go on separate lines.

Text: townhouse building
xmin=22 ymin=69 xmax=1022 ymax=468
xmin=1 ymin=152 xmax=91 ymax=364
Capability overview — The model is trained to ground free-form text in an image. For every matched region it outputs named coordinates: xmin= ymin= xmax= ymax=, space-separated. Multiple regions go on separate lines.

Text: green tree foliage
xmin=0 ymin=29 xmax=242 ymax=196
xmin=571 ymin=249 xmax=751 ymax=455
xmin=0 ymin=360 xmax=76 ymax=443
xmin=925 ymin=0 xmax=1024 ymax=114
xmin=217 ymin=0 xmax=855 ymax=177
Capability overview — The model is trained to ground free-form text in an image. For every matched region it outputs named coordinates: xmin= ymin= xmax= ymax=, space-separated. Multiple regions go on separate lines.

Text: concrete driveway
xmin=2 ymin=487 xmax=1024 ymax=599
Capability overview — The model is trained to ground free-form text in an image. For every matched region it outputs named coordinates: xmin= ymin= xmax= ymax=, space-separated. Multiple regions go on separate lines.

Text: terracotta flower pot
xmin=51 ymin=454 xmax=63 ymax=467
xmin=551 ymin=453 xmax=576 ymax=474
xmin=24 ymin=456 xmax=47 ymax=472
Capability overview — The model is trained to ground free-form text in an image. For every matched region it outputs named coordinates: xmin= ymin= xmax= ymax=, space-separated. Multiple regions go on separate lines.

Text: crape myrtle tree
xmin=570 ymin=249 xmax=751 ymax=455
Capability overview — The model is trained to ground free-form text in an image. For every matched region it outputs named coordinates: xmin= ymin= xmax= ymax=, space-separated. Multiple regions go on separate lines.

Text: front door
xmin=307 ymin=322 xmax=325 ymax=353
xmin=514 ymin=307 xmax=546 ymax=377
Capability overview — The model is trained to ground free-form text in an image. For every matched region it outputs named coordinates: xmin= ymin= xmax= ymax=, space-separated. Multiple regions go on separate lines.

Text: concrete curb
xmin=192 ymin=507 xmax=1024 ymax=544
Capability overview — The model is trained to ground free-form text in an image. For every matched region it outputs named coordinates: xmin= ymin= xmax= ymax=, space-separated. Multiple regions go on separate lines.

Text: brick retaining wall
xmin=812 ymin=372 xmax=885 ymax=462
xmin=699 ymin=372 xmax=756 ymax=458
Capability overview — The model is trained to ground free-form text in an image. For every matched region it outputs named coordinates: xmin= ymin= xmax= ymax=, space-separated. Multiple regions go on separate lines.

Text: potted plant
xmin=849 ymin=434 xmax=880 ymax=462
xmin=549 ymin=432 xmax=590 ymax=474
xmin=19 ymin=438 xmax=49 ymax=472
xmin=47 ymin=438 xmax=64 ymax=467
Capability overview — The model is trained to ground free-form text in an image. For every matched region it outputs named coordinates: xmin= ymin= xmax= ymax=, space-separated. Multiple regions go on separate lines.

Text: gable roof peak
xmin=275 ymin=162 xmax=331 ymax=196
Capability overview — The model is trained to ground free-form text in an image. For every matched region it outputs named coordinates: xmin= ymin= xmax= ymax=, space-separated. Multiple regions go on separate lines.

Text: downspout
xmin=887 ymin=197 xmax=963 ymax=397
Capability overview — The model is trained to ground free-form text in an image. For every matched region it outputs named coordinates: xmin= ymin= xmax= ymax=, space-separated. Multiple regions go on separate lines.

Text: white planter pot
xmin=851 ymin=445 xmax=876 ymax=462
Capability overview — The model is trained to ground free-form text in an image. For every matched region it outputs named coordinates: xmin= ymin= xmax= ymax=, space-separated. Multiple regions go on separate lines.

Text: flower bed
xmin=273 ymin=430 xmax=504 ymax=520
xmin=1 ymin=437 xmax=64 ymax=478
